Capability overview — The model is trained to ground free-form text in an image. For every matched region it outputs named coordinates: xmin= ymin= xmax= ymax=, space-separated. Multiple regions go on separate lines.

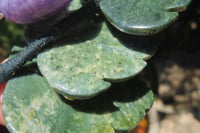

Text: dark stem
xmin=0 ymin=1 xmax=97 ymax=84
xmin=0 ymin=36 xmax=58 ymax=84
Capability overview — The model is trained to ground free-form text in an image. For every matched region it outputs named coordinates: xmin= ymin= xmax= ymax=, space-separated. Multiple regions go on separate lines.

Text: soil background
xmin=141 ymin=0 xmax=200 ymax=132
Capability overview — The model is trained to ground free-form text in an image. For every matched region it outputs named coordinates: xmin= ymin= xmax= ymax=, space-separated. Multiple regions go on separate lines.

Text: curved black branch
xmin=0 ymin=36 xmax=57 ymax=84
xmin=0 ymin=1 xmax=97 ymax=84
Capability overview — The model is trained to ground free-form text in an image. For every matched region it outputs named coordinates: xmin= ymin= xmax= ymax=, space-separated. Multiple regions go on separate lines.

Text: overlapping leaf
xmin=37 ymin=22 xmax=157 ymax=99
xmin=99 ymin=0 xmax=191 ymax=35
xmin=3 ymin=74 xmax=154 ymax=133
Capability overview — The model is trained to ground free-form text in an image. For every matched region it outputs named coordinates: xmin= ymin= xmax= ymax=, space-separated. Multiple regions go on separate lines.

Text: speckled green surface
xmin=2 ymin=74 xmax=154 ymax=133
xmin=99 ymin=0 xmax=191 ymax=35
xmin=37 ymin=22 xmax=157 ymax=99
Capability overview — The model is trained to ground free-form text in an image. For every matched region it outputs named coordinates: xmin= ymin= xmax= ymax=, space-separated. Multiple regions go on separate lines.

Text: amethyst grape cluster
xmin=0 ymin=0 xmax=72 ymax=24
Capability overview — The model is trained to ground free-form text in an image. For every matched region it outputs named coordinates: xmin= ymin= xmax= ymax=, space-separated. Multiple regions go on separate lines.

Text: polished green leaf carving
xmin=37 ymin=22 xmax=157 ymax=99
xmin=99 ymin=0 xmax=191 ymax=35
xmin=3 ymin=74 xmax=154 ymax=133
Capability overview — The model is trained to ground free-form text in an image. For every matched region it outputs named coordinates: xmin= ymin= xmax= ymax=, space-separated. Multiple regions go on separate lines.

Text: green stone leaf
xmin=37 ymin=22 xmax=157 ymax=99
xmin=99 ymin=0 xmax=191 ymax=35
xmin=3 ymin=74 xmax=154 ymax=133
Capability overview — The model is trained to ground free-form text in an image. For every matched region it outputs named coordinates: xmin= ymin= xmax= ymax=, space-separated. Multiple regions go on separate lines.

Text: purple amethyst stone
xmin=0 ymin=0 xmax=72 ymax=24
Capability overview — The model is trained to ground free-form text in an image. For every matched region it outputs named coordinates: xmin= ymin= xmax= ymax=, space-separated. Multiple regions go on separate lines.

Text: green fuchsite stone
xmin=99 ymin=0 xmax=191 ymax=35
xmin=3 ymin=74 xmax=154 ymax=133
xmin=37 ymin=22 xmax=157 ymax=99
